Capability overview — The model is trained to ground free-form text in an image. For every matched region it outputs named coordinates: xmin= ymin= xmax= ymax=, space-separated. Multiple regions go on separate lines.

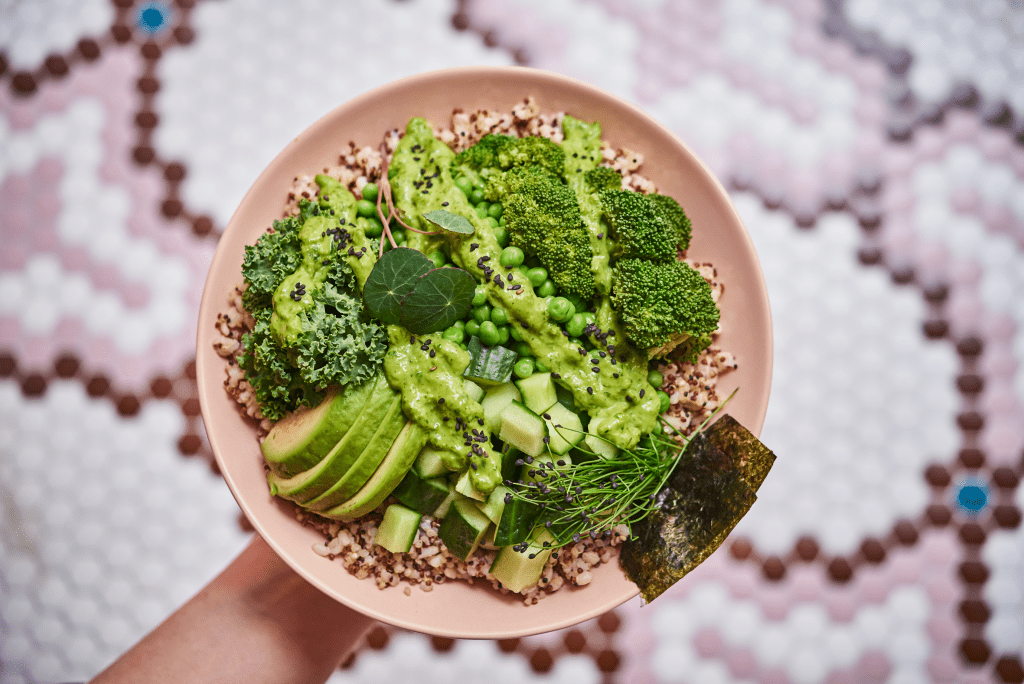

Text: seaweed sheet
xmin=620 ymin=415 xmax=776 ymax=603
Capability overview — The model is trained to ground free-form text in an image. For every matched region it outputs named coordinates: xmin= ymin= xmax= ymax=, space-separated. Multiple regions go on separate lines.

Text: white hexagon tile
xmin=2 ymin=0 xmax=1023 ymax=683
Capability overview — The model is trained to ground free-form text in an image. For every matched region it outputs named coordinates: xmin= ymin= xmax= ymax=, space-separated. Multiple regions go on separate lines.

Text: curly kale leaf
xmin=237 ymin=222 xmax=387 ymax=420
xmin=241 ymin=215 xmax=302 ymax=312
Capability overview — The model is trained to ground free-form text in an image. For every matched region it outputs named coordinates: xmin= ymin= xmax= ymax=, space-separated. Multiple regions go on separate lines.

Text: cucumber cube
xmin=515 ymin=372 xmax=558 ymax=414
xmin=455 ymin=468 xmax=487 ymax=502
xmin=463 ymin=380 xmax=485 ymax=403
xmin=413 ymin=445 xmax=451 ymax=479
xmin=498 ymin=400 xmax=547 ymax=458
xmin=432 ymin=483 xmax=458 ymax=518
xmin=542 ymin=403 xmax=584 ymax=455
xmin=584 ymin=432 xmax=618 ymax=460
xmin=489 ymin=530 xmax=556 ymax=592
xmin=375 ymin=504 xmax=421 ymax=554
xmin=392 ymin=470 xmax=451 ymax=516
xmin=476 ymin=485 xmax=512 ymax=525
xmin=481 ymin=382 xmax=521 ymax=431
xmin=438 ymin=497 xmax=492 ymax=560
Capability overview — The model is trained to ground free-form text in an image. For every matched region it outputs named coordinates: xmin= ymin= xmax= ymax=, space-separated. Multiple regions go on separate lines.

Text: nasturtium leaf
xmin=423 ymin=209 xmax=475 ymax=235
xmin=362 ymin=248 xmax=433 ymax=324
xmin=398 ymin=267 xmax=476 ymax=333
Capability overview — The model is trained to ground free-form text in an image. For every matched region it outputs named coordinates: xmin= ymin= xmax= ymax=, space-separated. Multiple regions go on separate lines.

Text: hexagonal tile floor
xmin=1 ymin=1 xmax=1022 ymax=683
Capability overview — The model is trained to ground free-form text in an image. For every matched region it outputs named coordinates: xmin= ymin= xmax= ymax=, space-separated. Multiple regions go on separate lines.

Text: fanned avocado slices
xmin=619 ymin=415 xmax=776 ymax=603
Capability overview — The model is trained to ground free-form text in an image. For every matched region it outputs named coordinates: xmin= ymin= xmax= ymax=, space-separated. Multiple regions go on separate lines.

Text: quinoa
xmin=216 ymin=96 xmax=736 ymax=603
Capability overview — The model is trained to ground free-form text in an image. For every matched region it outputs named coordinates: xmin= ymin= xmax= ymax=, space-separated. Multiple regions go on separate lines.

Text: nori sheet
xmin=620 ymin=415 xmax=777 ymax=603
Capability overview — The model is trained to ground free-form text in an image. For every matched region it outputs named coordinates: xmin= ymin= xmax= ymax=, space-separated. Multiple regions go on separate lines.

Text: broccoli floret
xmin=451 ymin=133 xmax=564 ymax=183
xmin=584 ymin=166 xmax=622 ymax=192
xmin=492 ymin=166 xmax=595 ymax=300
xmin=648 ymin=193 xmax=692 ymax=252
xmin=600 ymin=189 xmax=678 ymax=263
xmin=601 ymin=189 xmax=696 ymax=262
xmin=611 ymin=258 xmax=719 ymax=362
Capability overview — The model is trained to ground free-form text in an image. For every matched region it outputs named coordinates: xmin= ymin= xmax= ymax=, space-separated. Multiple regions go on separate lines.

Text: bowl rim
xmin=196 ymin=64 xmax=772 ymax=638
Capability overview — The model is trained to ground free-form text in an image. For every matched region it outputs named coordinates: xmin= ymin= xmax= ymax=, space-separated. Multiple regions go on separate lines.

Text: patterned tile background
xmin=1 ymin=0 xmax=1022 ymax=682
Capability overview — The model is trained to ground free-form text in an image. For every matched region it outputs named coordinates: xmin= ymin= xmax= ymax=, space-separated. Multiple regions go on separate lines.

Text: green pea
xmin=472 ymin=285 xmax=487 ymax=307
xmin=657 ymin=390 xmax=671 ymax=414
xmin=509 ymin=326 xmax=523 ymax=341
xmin=455 ymin=176 xmax=472 ymax=195
xmin=518 ymin=264 xmax=530 ymax=277
xmin=647 ymin=369 xmax=664 ymax=388
xmin=479 ymin=321 xmax=500 ymax=346
xmin=475 ymin=204 xmax=488 ymax=219
xmin=526 ymin=267 xmax=548 ymax=288
xmin=442 ymin=326 xmax=464 ymax=344
xmin=491 ymin=307 xmax=509 ymax=326
xmin=497 ymin=325 xmax=509 ymax=345
xmin=363 ymin=217 xmax=383 ymax=238
xmin=464 ymin=320 xmax=480 ymax=337
xmin=537 ymin=279 xmax=556 ymax=297
xmin=499 ymin=246 xmax=525 ymax=268
xmin=568 ymin=337 xmax=584 ymax=350
xmin=391 ymin=228 xmax=406 ymax=243
xmin=494 ymin=227 xmax=509 ymax=248
xmin=356 ymin=199 xmax=377 ymax=218
xmin=361 ymin=183 xmax=379 ymax=201
xmin=547 ymin=297 xmax=574 ymax=322
xmin=473 ymin=303 xmax=492 ymax=324
xmin=452 ymin=319 xmax=465 ymax=331
xmin=487 ymin=216 xmax=499 ymax=228
xmin=565 ymin=313 xmax=588 ymax=338
xmin=499 ymin=216 xmax=506 ymax=227
xmin=470 ymin=188 xmax=485 ymax=205
xmin=565 ymin=294 xmax=585 ymax=313
xmin=488 ymin=202 xmax=503 ymax=220
xmin=535 ymin=360 xmax=549 ymax=373
xmin=513 ymin=357 xmax=535 ymax=378
xmin=459 ymin=342 xmax=468 ymax=350
xmin=427 ymin=250 xmax=446 ymax=269
xmin=515 ymin=341 xmax=532 ymax=357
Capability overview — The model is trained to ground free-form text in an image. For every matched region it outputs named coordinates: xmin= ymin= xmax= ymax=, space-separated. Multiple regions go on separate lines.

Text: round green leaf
xmin=399 ymin=267 xmax=477 ymax=333
xmin=423 ymin=209 xmax=475 ymax=235
xmin=362 ymin=247 xmax=434 ymax=324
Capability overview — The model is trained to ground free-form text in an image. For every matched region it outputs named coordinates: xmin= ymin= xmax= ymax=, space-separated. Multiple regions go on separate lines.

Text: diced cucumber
xmin=391 ymin=469 xmax=451 ymax=516
xmin=481 ymin=382 xmax=521 ymax=431
xmin=476 ymin=485 xmax=512 ymax=525
xmin=584 ymin=431 xmax=618 ymax=460
xmin=499 ymin=446 xmax=522 ymax=482
xmin=413 ymin=445 xmax=451 ymax=479
xmin=455 ymin=468 xmax=487 ymax=502
xmin=494 ymin=493 xmax=540 ymax=547
xmin=433 ymin=483 xmax=458 ymax=518
xmin=374 ymin=503 xmax=421 ymax=554
xmin=489 ymin=530 xmax=556 ymax=593
xmin=463 ymin=336 xmax=518 ymax=387
xmin=463 ymin=379 xmax=485 ymax=402
xmin=478 ymin=524 xmax=501 ymax=550
xmin=542 ymin=403 xmax=584 ymax=455
xmin=498 ymin=400 xmax=547 ymax=458
xmin=438 ymin=497 xmax=492 ymax=560
xmin=514 ymin=372 xmax=558 ymax=414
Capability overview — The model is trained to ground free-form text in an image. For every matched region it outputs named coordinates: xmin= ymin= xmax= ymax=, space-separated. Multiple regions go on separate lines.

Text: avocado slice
xmin=267 ymin=375 xmax=398 ymax=504
xmin=261 ymin=379 xmax=375 ymax=477
xmin=320 ymin=422 xmax=428 ymax=521
xmin=304 ymin=395 xmax=406 ymax=511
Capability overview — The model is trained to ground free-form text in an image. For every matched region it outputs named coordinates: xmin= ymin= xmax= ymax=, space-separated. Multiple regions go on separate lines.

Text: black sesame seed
xmin=587 ymin=387 xmax=594 ymax=394
xmin=639 ymin=389 xmax=645 ymax=398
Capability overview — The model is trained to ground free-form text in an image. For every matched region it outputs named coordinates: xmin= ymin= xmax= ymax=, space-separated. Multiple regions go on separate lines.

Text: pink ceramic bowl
xmin=196 ymin=66 xmax=772 ymax=639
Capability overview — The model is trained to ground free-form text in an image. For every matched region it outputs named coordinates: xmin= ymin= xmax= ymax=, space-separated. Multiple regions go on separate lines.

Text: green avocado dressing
xmin=269 ymin=183 xmax=361 ymax=345
xmin=562 ymin=115 xmax=613 ymax=297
